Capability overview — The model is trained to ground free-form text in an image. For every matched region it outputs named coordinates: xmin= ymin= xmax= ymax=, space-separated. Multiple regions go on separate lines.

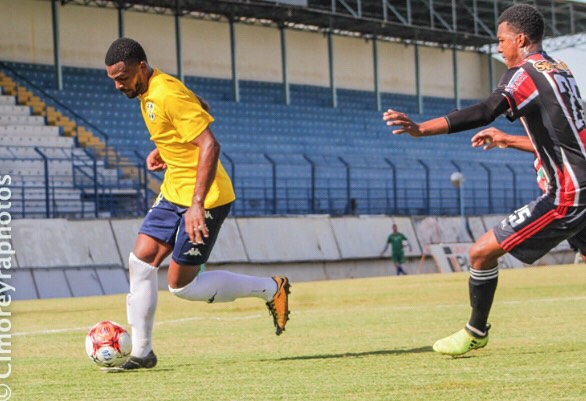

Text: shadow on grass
xmin=100 ymin=367 xmax=175 ymax=373
xmin=270 ymin=345 xmax=433 ymax=361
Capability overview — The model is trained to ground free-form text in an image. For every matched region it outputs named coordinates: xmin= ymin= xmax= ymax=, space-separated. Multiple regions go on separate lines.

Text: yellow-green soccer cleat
xmin=433 ymin=325 xmax=490 ymax=356
xmin=266 ymin=276 xmax=291 ymax=336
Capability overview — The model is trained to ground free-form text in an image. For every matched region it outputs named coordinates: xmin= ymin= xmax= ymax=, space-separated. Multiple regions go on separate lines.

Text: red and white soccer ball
xmin=85 ymin=320 xmax=132 ymax=367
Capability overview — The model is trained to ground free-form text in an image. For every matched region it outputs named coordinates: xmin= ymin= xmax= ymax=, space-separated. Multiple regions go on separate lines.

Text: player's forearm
xmin=417 ymin=117 xmax=450 ymax=136
xmin=445 ymin=93 xmax=509 ymax=134
xmin=501 ymin=135 xmax=534 ymax=152
xmin=192 ymin=139 xmax=220 ymax=207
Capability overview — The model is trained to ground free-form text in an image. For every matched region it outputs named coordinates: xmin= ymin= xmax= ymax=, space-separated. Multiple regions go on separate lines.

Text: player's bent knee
xmin=468 ymin=230 xmax=504 ymax=269
xmin=168 ymin=262 xmax=202 ymax=289
xmin=469 ymin=244 xmax=500 ymax=269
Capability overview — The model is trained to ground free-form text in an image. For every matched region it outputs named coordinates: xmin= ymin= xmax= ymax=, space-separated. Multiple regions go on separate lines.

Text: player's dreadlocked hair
xmin=105 ymin=38 xmax=147 ymax=66
xmin=497 ymin=4 xmax=545 ymax=44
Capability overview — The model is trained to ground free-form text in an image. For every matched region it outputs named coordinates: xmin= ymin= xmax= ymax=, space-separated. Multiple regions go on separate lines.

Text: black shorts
xmin=139 ymin=193 xmax=232 ymax=266
xmin=494 ymin=193 xmax=586 ymax=264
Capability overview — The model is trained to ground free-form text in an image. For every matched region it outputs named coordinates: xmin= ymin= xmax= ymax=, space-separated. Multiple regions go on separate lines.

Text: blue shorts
xmin=139 ymin=194 xmax=232 ymax=266
xmin=494 ymin=193 xmax=586 ymax=264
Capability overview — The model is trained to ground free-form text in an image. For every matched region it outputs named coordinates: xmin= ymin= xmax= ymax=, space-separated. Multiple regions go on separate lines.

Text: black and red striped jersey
xmin=497 ymin=51 xmax=586 ymax=207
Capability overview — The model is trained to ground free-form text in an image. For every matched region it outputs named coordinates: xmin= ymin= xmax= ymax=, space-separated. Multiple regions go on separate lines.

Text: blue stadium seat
xmin=0 ymin=60 xmax=540 ymax=217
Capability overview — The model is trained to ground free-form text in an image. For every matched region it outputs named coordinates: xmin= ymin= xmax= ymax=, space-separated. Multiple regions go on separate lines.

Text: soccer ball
xmin=85 ymin=320 xmax=132 ymax=367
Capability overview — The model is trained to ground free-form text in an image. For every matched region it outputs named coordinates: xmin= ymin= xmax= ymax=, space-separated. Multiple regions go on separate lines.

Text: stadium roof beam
xmin=59 ymin=0 xmax=586 ymax=51
xmin=382 ymin=1 xmax=409 ymax=26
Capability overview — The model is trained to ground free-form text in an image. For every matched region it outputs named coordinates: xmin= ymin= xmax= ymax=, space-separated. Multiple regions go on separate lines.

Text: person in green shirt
xmin=381 ymin=224 xmax=411 ymax=275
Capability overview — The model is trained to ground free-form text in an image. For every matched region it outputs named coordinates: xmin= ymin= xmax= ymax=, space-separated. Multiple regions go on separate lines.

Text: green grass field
xmin=9 ymin=264 xmax=586 ymax=401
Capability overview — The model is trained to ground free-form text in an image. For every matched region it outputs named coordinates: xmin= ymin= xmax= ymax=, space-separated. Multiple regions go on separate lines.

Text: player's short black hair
xmin=497 ymin=4 xmax=544 ymax=43
xmin=105 ymin=38 xmax=148 ymax=66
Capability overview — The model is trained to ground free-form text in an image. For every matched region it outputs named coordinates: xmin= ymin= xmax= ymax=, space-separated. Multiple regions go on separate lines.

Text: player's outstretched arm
xmin=383 ymin=109 xmax=449 ymax=137
xmin=471 ymin=127 xmax=534 ymax=153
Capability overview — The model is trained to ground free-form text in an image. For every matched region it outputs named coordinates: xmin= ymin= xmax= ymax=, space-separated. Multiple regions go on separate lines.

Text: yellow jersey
xmin=138 ymin=69 xmax=235 ymax=208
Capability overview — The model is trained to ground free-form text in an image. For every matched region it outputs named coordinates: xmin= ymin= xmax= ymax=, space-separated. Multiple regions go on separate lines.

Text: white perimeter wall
xmin=0 ymin=0 xmax=494 ymax=98
xmin=8 ymin=215 xmax=573 ymax=269
xmin=8 ymin=215 xmax=575 ymax=300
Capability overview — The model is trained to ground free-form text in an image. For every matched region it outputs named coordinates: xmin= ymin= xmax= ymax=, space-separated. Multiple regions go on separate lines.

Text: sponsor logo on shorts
xmin=184 ymin=248 xmax=202 ymax=257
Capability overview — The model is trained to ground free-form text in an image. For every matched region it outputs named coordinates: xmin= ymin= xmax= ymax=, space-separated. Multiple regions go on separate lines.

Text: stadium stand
xmin=0 ymin=66 xmax=150 ymax=218
xmin=0 ymin=60 xmax=541 ymax=217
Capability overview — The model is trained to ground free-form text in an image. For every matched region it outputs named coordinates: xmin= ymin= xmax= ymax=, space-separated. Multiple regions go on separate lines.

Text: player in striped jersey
xmin=383 ymin=4 xmax=586 ymax=356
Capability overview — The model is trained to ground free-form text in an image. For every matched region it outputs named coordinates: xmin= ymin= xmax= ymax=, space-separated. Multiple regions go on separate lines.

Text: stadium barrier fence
xmin=9 ymin=214 xmax=574 ymax=300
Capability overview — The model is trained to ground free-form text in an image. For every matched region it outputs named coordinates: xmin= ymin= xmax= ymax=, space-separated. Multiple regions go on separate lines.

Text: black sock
xmin=468 ymin=265 xmax=498 ymax=335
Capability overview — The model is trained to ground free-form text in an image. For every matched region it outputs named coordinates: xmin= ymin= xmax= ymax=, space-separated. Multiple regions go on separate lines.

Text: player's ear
xmin=138 ymin=60 xmax=148 ymax=74
xmin=516 ymin=33 xmax=529 ymax=48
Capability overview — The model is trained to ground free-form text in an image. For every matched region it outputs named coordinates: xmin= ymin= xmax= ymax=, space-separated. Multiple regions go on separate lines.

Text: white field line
xmin=433 ymin=295 xmax=586 ymax=309
xmin=501 ymin=296 xmax=586 ymax=304
xmin=13 ymin=295 xmax=586 ymax=337
xmin=13 ymin=314 xmax=264 ymax=337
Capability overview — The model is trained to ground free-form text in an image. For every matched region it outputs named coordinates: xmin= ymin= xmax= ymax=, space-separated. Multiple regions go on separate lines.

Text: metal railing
xmin=3 ymin=146 xmax=148 ymax=218
xmin=225 ymin=154 xmax=542 ymax=217
xmin=6 ymin=150 xmax=541 ymax=218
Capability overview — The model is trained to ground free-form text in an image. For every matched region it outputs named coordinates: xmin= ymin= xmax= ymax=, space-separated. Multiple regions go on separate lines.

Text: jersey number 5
xmin=508 ymin=205 xmax=532 ymax=229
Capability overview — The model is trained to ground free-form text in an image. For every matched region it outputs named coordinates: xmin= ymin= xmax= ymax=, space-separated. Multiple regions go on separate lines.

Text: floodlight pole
xmin=117 ymin=2 xmax=125 ymax=38
xmin=459 ymin=179 xmax=465 ymax=235
xmin=51 ymin=0 xmax=63 ymax=91
xmin=451 ymin=171 xmax=466 ymax=241
xmin=175 ymin=0 xmax=184 ymax=83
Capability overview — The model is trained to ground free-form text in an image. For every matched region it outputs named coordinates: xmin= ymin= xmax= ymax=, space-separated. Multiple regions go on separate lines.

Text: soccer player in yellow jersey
xmin=105 ymin=38 xmax=290 ymax=370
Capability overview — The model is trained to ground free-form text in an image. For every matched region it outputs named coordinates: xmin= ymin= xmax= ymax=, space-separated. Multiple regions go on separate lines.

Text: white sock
xmin=127 ymin=252 xmax=158 ymax=358
xmin=466 ymin=323 xmax=488 ymax=337
xmin=168 ymin=270 xmax=277 ymax=303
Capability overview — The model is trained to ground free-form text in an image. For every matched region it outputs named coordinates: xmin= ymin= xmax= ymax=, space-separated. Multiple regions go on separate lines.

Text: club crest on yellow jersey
xmin=146 ymin=102 xmax=155 ymax=121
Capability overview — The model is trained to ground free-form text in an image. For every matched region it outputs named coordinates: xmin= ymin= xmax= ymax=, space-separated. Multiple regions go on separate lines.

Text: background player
xmin=383 ymin=4 xmax=586 ymax=356
xmin=381 ymin=223 xmax=411 ymax=275
xmin=105 ymin=38 xmax=290 ymax=370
